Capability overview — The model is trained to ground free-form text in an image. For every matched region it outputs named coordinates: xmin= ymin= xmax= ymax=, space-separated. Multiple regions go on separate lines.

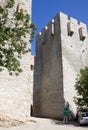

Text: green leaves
xmin=5 ymin=0 xmax=15 ymax=8
xmin=0 ymin=0 xmax=36 ymax=75
xmin=74 ymin=66 xmax=88 ymax=111
xmin=14 ymin=12 xmax=24 ymax=21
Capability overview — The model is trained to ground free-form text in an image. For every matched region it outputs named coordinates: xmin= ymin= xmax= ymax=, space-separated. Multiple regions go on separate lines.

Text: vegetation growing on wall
xmin=74 ymin=66 xmax=88 ymax=112
xmin=0 ymin=0 xmax=36 ymax=75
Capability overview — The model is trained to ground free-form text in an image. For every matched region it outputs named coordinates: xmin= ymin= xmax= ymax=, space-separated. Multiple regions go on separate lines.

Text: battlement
xmin=59 ymin=12 xmax=87 ymax=27
xmin=37 ymin=12 xmax=88 ymax=42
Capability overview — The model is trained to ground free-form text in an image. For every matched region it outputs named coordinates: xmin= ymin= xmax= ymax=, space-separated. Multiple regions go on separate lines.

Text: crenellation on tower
xmin=69 ymin=17 xmax=78 ymax=24
xmin=37 ymin=12 xmax=88 ymax=45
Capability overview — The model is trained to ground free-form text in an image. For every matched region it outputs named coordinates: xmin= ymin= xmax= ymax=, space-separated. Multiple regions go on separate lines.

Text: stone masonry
xmin=33 ymin=12 xmax=88 ymax=119
xmin=0 ymin=0 xmax=33 ymax=120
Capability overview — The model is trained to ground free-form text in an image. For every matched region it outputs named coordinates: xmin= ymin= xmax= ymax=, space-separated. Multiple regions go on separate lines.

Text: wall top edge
xmin=37 ymin=12 xmax=87 ymax=37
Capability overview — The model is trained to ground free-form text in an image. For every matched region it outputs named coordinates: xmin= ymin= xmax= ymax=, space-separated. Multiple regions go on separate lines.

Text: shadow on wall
xmin=32 ymin=56 xmax=42 ymax=118
xmin=30 ymin=104 xmax=33 ymax=116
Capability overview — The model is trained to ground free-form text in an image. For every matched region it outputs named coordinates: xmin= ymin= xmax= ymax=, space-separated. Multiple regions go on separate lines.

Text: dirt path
xmin=0 ymin=117 xmax=87 ymax=130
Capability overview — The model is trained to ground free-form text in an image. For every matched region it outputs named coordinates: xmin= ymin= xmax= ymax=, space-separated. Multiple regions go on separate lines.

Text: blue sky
xmin=31 ymin=0 xmax=88 ymax=55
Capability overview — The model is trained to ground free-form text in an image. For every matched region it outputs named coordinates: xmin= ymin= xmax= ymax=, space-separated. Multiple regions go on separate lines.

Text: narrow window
xmin=30 ymin=65 xmax=34 ymax=70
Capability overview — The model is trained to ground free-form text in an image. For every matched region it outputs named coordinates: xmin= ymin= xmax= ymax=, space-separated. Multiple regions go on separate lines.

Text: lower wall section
xmin=33 ymin=54 xmax=64 ymax=120
xmin=33 ymin=89 xmax=64 ymax=120
xmin=0 ymin=55 xmax=33 ymax=119
xmin=63 ymin=57 xmax=77 ymax=115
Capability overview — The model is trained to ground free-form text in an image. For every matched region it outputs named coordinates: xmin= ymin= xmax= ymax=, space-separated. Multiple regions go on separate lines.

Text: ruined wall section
xmin=33 ymin=14 xmax=64 ymax=119
xmin=60 ymin=12 xmax=88 ymax=114
xmin=0 ymin=0 xmax=33 ymax=119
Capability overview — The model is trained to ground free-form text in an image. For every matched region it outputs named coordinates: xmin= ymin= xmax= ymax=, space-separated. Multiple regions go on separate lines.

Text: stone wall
xmin=33 ymin=12 xmax=88 ymax=119
xmin=0 ymin=0 xmax=33 ymax=119
xmin=60 ymin=12 xmax=88 ymax=114
xmin=33 ymin=14 xmax=64 ymax=119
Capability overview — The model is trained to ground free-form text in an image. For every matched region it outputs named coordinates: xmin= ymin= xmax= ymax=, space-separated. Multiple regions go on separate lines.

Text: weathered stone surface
xmin=33 ymin=12 xmax=88 ymax=119
xmin=60 ymin=12 xmax=88 ymax=114
xmin=33 ymin=14 xmax=64 ymax=119
xmin=0 ymin=0 xmax=33 ymax=119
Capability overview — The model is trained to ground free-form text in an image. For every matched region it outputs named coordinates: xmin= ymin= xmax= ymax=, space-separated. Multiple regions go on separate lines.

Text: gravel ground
xmin=0 ymin=115 xmax=24 ymax=128
xmin=0 ymin=117 xmax=87 ymax=130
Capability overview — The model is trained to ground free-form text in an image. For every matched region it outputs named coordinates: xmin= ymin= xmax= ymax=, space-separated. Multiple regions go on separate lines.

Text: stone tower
xmin=0 ymin=0 xmax=33 ymax=119
xmin=33 ymin=12 xmax=88 ymax=119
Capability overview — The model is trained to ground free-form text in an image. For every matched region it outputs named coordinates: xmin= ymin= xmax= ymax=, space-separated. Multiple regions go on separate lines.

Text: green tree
xmin=74 ymin=66 xmax=88 ymax=111
xmin=0 ymin=0 xmax=36 ymax=75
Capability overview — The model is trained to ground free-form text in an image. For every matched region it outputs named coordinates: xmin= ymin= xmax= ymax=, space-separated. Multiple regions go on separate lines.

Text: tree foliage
xmin=74 ymin=66 xmax=88 ymax=111
xmin=0 ymin=0 xmax=36 ymax=75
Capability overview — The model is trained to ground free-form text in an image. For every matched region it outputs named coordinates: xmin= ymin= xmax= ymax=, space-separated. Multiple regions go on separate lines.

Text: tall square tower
xmin=33 ymin=12 xmax=88 ymax=119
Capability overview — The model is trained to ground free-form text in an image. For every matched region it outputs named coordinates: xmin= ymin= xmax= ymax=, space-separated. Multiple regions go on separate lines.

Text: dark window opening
xmin=42 ymin=41 xmax=45 ymax=45
xmin=30 ymin=65 xmax=34 ymax=70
